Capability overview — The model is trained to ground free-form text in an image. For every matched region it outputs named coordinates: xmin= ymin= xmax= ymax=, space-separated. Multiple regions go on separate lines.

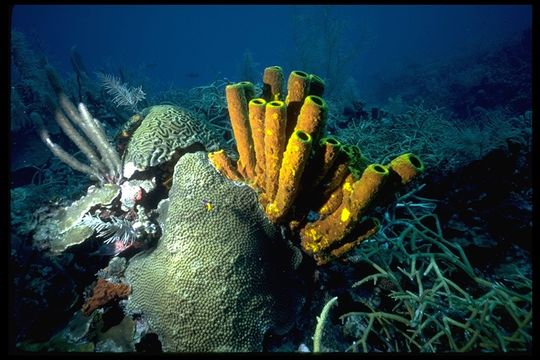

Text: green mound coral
xmin=122 ymin=105 xmax=220 ymax=178
xmin=124 ymin=152 xmax=303 ymax=352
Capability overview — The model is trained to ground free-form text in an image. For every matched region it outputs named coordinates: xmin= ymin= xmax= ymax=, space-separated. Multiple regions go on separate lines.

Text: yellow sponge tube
xmin=388 ymin=153 xmax=425 ymax=185
xmin=285 ymin=70 xmax=311 ymax=139
xmin=225 ymin=83 xmax=257 ymax=180
xmin=266 ymin=130 xmax=313 ymax=223
xmin=248 ymin=98 xmax=267 ymax=188
xmin=300 ymin=164 xmax=389 ymax=258
xmin=264 ymin=100 xmax=288 ymax=202
xmin=294 ymin=95 xmax=328 ymax=145
xmin=286 ymin=70 xmax=311 ymax=104
xmin=262 ymin=66 xmax=284 ymax=102
xmin=238 ymin=81 xmax=256 ymax=102
xmin=208 ymin=150 xmax=242 ymax=181
xmin=308 ymin=74 xmax=325 ymax=97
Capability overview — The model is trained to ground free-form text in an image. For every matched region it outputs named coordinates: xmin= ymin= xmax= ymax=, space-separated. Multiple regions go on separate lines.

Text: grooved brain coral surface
xmin=125 ymin=152 xmax=302 ymax=352
xmin=122 ymin=105 xmax=219 ymax=177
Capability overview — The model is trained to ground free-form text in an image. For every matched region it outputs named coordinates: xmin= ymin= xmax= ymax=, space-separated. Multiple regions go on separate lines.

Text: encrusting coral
xmin=209 ymin=66 xmax=425 ymax=265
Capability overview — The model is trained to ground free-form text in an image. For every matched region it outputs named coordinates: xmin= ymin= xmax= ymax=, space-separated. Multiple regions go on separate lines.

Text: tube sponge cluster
xmin=209 ymin=66 xmax=425 ymax=265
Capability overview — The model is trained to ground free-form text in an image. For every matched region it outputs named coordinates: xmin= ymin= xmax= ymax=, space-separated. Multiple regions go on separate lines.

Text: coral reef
xmin=57 ymin=184 xmax=121 ymax=233
xmin=11 ymin=27 xmax=529 ymax=352
xmin=125 ymin=152 xmax=303 ymax=352
xmin=82 ymin=278 xmax=131 ymax=316
xmin=209 ymin=67 xmax=424 ymax=265
xmin=94 ymin=316 xmax=136 ymax=352
xmin=122 ymin=104 xmax=220 ymax=178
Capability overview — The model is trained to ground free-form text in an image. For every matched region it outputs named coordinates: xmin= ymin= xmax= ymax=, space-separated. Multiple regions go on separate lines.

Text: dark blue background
xmin=12 ymin=5 xmax=532 ymax=99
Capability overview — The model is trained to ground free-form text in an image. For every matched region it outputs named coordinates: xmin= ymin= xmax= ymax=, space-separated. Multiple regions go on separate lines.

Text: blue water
xmin=11 ymin=4 xmax=531 ymax=97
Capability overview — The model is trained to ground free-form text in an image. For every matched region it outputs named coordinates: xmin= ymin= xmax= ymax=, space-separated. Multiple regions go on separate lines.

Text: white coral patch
xmin=123 ymin=161 xmax=139 ymax=179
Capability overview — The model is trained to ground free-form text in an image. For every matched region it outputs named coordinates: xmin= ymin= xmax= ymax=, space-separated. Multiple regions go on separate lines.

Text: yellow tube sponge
xmin=286 ymin=70 xmax=311 ymax=104
xmin=314 ymin=218 xmax=380 ymax=265
xmin=238 ymin=81 xmax=256 ymax=102
xmin=316 ymin=137 xmax=342 ymax=184
xmin=285 ymin=70 xmax=311 ymax=140
xmin=348 ymin=164 xmax=390 ymax=216
xmin=298 ymin=136 xmax=342 ymax=202
xmin=294 ymin=95 xmax=328 ymax=146
xmin=208 ymin=150 xmax=242 ymax=181
xmin=263 ymin=100 xmax=288 ymax=202
xmin=294 ymin=136 xmax=342 ymax=213
xmin=248 ymin=98 xmax=267 ymax=188
xmin=300 ymin=164 xmax=389 ymax=259
xmin=318 ymin=172 xmax=355 ymax=217
xmin=308 ymin=74 xmax=325 ymax=97
xmin=225 ymin=83 xmax=257 ymax=180
xmin=388 ymin=153 xmax=425 ymax=185
xmin=266 ymin=130 xmax=313 ymax=223
xmin=319 ymin=156 xmax=350 ymax=201
xmin=262 ymin=66 xmax=284 ymax=102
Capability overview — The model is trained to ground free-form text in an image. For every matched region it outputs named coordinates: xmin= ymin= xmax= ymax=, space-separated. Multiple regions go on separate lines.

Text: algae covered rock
xmin=125 ymin=152 xmax=302 ymax=352
xmin=122 ymin=105 xmax=220 ymax=178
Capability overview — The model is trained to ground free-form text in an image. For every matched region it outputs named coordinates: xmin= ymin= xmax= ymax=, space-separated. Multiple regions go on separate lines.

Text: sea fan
xmin=96 ymin=72 xmax=146 ymax=112
xmin=80 ymin=213 xmax=136 ymax=245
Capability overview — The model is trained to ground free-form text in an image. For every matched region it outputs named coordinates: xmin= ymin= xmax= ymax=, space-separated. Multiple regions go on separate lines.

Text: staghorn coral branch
xmin=340 ymin=190 xmax=531 ymax=352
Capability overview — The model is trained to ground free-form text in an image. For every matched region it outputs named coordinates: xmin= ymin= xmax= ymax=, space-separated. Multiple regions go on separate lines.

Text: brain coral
xmin=123 ymin=105 xmax=220 ymax=178
xmin=125 ymin=152 xmax=303 ymax=352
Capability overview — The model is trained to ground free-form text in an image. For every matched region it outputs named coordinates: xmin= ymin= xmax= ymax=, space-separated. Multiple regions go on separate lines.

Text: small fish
xmin=201 ymin=199 xmax=214 ymax=212
xmin=185 ymin=72 xmax=200 ymax=79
